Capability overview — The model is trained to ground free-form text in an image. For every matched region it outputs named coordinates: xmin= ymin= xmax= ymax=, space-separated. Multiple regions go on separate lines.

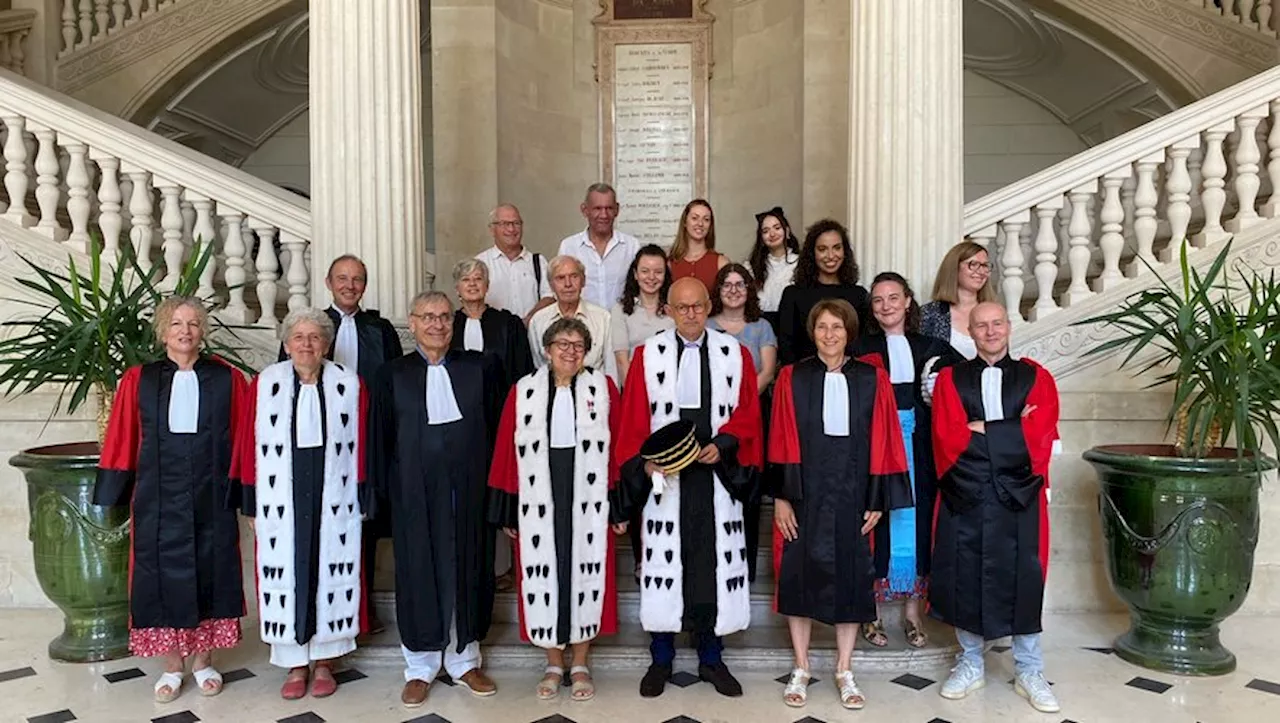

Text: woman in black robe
xmin=769 ymin=298 xmax=911 ymax=710
xmin=451 ymin=258 xmax=535 ymax=391
xmin=96 ymin=297 xmax=247 ymax=704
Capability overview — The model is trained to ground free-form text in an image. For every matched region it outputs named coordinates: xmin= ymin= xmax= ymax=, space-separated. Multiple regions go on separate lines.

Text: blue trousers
xmin=650 ymin=632 xmax=723 ymax=666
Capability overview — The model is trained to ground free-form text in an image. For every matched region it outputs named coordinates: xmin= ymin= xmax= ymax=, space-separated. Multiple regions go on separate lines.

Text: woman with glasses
xmin=488 ymin=318 xmax=625 ymax=702
xmin=450 ymin=258 xmax=535 ymax=392
xmin=919 ymin=242 xmax=997 ymax=360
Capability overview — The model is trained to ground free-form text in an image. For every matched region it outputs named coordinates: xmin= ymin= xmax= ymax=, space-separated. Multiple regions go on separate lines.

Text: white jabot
xmin=981 ymin=365 xmax=1005 ymax=422
xmin=296 ymin=383 xmax=324 ymax=448
xmin=550 ymin=387 xmax=576 ymax=448
xmin=677 ymin=336 xmax=703 ymax=409
xmin=463 ymin=317 xmax=484 ymax=352
xmin=885 ymin=334 xmax=915 ymax=383
xmin=167 ymin=370 xmax=199 ymax=434
xmin=425 ymin=363 xmax=463 ymax=425
xmin=950 ymin=327 xmax=977 ymax=360
xmin=333 ymin=307 xmax=359 ymax=371
xmin=822 ymin=372 xmax=850 ymax=436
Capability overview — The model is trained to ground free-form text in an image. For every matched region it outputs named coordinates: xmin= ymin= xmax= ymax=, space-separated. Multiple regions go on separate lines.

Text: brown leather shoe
xmin=457 ymin=668 xmax=497 ymax=697
xmin=401 ymin=679 xmax=430 ymax=708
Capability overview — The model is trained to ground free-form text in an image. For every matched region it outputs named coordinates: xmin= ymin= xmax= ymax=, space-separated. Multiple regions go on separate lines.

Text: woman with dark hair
xmin=853 ymin=272 xmax=960 ymax=650
xmin=776 ymin=219 xmax=870 ymax=366
xmin=747 ymin=206 xmax=800 ymax=332
xmin=668 ymin=199 xmax=727 ymax=290
xmin=919 ymin=241 xmax=997 ymax=360
xmin=610 ymin=244 xmax=674 ymax=386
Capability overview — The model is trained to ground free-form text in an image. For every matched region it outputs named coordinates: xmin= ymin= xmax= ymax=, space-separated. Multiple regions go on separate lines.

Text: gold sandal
xmin=861 ymin=619 xmax=888 ymax=647
xmin=905 ymin=619 xmax=929 ymax=648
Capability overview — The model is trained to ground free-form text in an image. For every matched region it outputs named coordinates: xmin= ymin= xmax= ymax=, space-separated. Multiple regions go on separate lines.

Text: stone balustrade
xmin=58 ymin=0 xmax=188 ymax=56
xmin=963 ymin=66 xmax=1280 ymax=323
xmin=1193 ymin=0 xmax=1278 ymax=36
xmin=0 ymin=66 xmax=311 ymax=326
xmin=0 ymin=8 xmax=35 ymax=75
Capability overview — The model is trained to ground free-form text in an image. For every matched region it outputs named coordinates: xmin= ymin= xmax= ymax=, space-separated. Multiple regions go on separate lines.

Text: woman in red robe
xmin=96 ymin=297 xmax=247 ymax=704
xmin=488 ymin=318 xmax=624 ymax=702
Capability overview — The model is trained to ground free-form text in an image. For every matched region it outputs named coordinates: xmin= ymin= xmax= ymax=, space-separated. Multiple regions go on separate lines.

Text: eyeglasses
xmin=671 ymin=302 xmax=708 ymax=315
xmin=411 ymin=312 xmax=452 ymax=326
xmin=721 ymin=281 xmax=746 ymax=291
xmin=490 ymin=220 xmax=523 ymax=229
xmin=551 ymin=340 xmax=586 ymax=353
xmin=965 ymin=260 xmax=994 ymax=273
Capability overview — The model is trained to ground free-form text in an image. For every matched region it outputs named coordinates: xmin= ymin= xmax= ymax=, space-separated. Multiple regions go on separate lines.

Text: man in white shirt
xmin=528 ymin=255 xmax=614 ymax=378
xmin=475 ymin=204 xmax=553 ymax=321
xmin=557 ymin=183 xmax=640 ymax=310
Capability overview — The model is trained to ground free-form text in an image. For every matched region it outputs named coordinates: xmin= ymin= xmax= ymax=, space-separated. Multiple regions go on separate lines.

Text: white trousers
xmin=269 ymin=637 xmax=356 ymax=669
xmin=401 ymin=612 xmax=481 ymax=683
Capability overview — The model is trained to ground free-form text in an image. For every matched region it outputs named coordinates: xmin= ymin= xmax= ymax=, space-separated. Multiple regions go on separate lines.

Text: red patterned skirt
xmin=129 ymin=618 xmax=242 ymax=658
xmin=873 ymin=576 xmax=929 ymax=603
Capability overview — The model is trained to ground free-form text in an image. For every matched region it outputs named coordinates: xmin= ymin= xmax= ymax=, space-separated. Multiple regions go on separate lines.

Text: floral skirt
xmin=130 ymin=618 xmax=242 ymax=658
xmin=873 ymin=576 xmax=929 ymax=603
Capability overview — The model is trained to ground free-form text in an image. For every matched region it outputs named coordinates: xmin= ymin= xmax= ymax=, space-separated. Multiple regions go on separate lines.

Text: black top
xmin=776 ymin=283 xmax=871 ymax=366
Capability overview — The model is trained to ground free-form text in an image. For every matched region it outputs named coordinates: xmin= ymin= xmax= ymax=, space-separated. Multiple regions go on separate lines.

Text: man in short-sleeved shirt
xmin=477 ymin=204 xmax=553 ymax=319
xmin=557 ymin=183 xmax=639 ymax=310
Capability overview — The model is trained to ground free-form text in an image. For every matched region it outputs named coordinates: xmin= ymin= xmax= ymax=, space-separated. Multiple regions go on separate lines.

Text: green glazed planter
xmin=1084 ymin=444 xmax=1274 ymax=676
xmin=10 ymin=442 xmax=131 ymax=663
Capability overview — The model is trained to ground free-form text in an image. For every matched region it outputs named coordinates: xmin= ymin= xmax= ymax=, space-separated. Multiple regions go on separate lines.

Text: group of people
xmin=93 ymin=182 xmax=1062 ymax=715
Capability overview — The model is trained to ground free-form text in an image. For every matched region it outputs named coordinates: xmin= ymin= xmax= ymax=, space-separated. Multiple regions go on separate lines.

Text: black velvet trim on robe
xmin=487 ymin=489 xmax=520 ymax=530
xmin=93 ymin=469 xmax=134 ymax=507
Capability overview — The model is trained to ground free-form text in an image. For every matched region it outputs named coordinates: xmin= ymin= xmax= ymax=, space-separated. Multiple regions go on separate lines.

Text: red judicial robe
xmin=767 ymin=358 xmax=911 ymax=624
xmin=929 ymin=354 xmax=1059 ymax=639
xmin=487 ymin=367 xmax=622 ymax=648
xmin=96 ymin=358 xmax=248 ymax=630
xmin=229 ymin=360 xmax=371 ymax=646
xmin=614 ymin=329 xmax=764 ymax=636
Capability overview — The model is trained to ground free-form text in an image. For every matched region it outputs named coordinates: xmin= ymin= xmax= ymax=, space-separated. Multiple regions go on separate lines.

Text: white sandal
xmin=569 ymin=665 xmax=595 ymax=701
xmin=783 ymin=667 xmax=810 ymax=707
xmin=836 ymin=670 xmax=866 ymax=709
xmin=536 ymin=665 xmax=564 ymax=700
xmin=154 ymin=671 xmax=185 ymax=703
xmin=192 ymin=666 xmax=223 ymax=697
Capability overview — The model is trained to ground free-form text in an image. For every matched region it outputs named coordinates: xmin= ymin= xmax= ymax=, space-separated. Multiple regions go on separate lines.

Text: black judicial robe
xmin=776 ymin=283 xmax=870 ymax=366
xmin=929 ymin=355 xmax=1059 ymax=639
xmin=95 ymin=358 xmax=247 ymax=629
xmin=767 ymin=359 xmax=911 ymax=624
xmin=369 ymin=350 xmax=504 ymax=652
xmin=277 ymin=307 xmax=403 ymax=382
xmin=451 ymin=307 xmax=535 ymax=392
xmin=853 ymin=333 xmax=960 ymax=579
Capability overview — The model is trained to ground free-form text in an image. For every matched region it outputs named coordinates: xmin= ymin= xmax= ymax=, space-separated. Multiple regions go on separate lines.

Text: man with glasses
xmin=527 ymin=255 xmax=614 ymax=378
xmin=368 ymin=291 xmax=504 ymax=708
xmin=557 ymin=183 xmax=639 ymax=309
xmin=613 ymin=278 xmax=764 ymax=698
xmin=476 ymin=204 xmax=554 ymax=322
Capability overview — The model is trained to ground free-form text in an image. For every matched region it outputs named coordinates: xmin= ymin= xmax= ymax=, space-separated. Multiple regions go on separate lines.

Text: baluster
xmin=93 ymin=0 xmax=111 ymax=39
xmin=251 ymin=222 xmax=281 ymax=326
xmin=1030 ymin=198 xmax=1063 ymax=321
xmin=1055 ymin=203 xmax=1071 ymax=282
xmin=218 ymin=206 xmax=253 ymax=323
xmin=124 ymin=168 xmax=154 ymax=272
xmin=1239 ymin=0 xmax=1257 ymax=25
xmin=998 ymin=212 xmax=1028 ymax=323
xmin=187 ymin=193 xmax=218 ymax=302
xmin=179 ymin=198 xmax=194 ymax=250
xmin=1061 ymin=181 xmax=1097 ymax=307
xmin=282 ymin=232 xmax=310 ymax=311
xmin=1188 ymin=146 xmax=1204 ymax=216
xmin=1161 ymin=138 xmax=1198 ymax=260
xmin=1119 ymin=172 xmax=1136 ymax=244
xmin=1193 ymin=121 xmax=1234 ymax=246
xmin=1258 ymin=116 xmax=1274 ymax=202
xmin=61 ymin=138 xmax=91 ymax=252
xmin=154 ymin=179 xmax=184 ymax=291
xmin=1127 ymin=151 xmax=1165 ymax=276
xmin=10 ymin=29 xmax=27 ymax=76
xmin=2 ymin=115 xmax=33 ymax=227
xmin=125 ymin=0 xmax=142 ymax=26
xmin=76 ymin=0 xmax=94 ymax=49
xmin=1226 ymin=106 xmax=1269 ymax=231
xmin=110 ymin=1 xmax=127 ymax=33
xmin=1093 ymin=167 xmax=1130 ymax=292
xmin=1263 ymin=100 xmax=1280 ymax=217
xmin=60 ymin=1 xmax=78 ymax=55
xmin=1260 ymin=1 xmax=1274 ymax=33
xmin=28 ymin=126 xmax=66 ymax=241
xmin=92 ymin=153 xmax=123 ymax=261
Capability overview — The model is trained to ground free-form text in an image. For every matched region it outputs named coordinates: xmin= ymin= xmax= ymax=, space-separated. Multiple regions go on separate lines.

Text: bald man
xmin=929 ymin=302 xmax=1061 ymax=713
xmin=613 ymin=278 xmax=764 ymax=698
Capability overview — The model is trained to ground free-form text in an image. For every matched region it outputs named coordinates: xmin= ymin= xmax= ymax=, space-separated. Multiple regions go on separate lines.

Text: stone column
xmin=848 ymin=0 xmax=963 ymax=291
xmin=309 ymin=0 xmax=427 ymax=322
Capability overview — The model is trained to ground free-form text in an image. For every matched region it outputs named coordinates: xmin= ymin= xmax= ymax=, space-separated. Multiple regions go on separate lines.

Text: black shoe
xmin=640 ymin=663 xmax=672 ymax=697
xmin=698 ymin=662 xmax=743 ymax=697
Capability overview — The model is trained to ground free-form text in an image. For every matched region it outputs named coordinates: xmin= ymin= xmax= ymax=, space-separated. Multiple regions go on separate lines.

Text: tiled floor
xmin=3 ymin=610 xmax=1278 ymax=722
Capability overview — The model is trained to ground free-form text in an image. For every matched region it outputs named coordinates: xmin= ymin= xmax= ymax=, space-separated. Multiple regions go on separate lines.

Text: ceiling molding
xmin=964 ymin=0 xmax=1064 ymax=76
xmin=253 ymin=12 xmax=308 ymax=95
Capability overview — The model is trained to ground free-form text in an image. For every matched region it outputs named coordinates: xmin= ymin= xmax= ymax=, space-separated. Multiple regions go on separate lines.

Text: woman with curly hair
xmin=775 ymin=219 xmax=870 ymax=366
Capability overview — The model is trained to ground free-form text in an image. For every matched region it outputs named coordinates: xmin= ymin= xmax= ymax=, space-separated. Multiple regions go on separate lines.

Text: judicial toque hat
xmin=639 ymin=420 xmax=701 ymax=474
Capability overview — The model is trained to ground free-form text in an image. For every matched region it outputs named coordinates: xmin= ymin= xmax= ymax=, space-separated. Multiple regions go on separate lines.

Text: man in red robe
xmin=930 ymin=302 xmax=1060 ymax=714
xmin=614 ymin=278 xmax=763 ymax=698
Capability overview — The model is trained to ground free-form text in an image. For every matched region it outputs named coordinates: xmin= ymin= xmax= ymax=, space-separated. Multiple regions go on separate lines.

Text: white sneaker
xmin=939 ymin=657 xmax=985 ymax=699
xmin=1015 ymin=671 xmax=1060 ymax=713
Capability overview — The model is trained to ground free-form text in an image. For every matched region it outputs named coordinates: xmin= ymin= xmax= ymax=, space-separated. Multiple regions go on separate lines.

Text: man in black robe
xmin=930 ymin=302 xmax=1060 ymax=714
xmin=278 ymin=254 xmax=403 ymax=634
xmin=369 ymin=291 xmax=503 ymax=708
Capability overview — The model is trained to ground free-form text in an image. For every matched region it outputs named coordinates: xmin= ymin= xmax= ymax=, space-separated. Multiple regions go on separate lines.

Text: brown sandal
xmin=862 ymin=619 xmax=888 ymax=647
xmin=904 ymin=619 xmax=929 ymax=648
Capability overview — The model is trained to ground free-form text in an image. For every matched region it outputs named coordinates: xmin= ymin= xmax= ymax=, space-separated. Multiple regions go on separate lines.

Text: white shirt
xmin=676 ymin=333 xmax=704 ymax=409
xmin=167 ymin=370 xmax=199 ymax=434
xmin=529 ymin=299 xmax=615 ymax=379
xmin=476 ymin=245 xmax=551 ymax=318
xmin=981 ymin=365 xmax=1004 ymax=422
xmin=822 ymin=371 xmax=850 ymax=436
xmin=759 ymin=252 xmax=798 ymax=313
xmin=558 ymin=229 xmax=641 ymax=310
xmin=296 ymin=383 xmax=324 ymax=448
xmin=550 ymin=387 xmax=577 ymax=449
xmin=331 ymin=305 xmax=359 ymax=371
xmin=885 ymin=334 xmax=915 ymax=384
xmin=950 ymin=328 xmax=977 ymax=360
xmin=463 ymin=317 xmax=484 ymax=352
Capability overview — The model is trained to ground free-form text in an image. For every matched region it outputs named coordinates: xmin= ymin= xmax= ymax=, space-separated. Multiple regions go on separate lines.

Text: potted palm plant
xmin=0 ymin=243 xmax=247 ymax=663
xmin=1079 ymin=238 xmax=1280 ymax=676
